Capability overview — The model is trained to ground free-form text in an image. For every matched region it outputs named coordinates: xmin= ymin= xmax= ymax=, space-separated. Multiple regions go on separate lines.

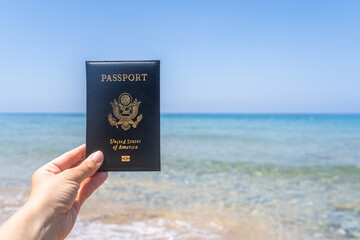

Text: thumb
xmin=63 ymin=151 xmax=104 ymax=184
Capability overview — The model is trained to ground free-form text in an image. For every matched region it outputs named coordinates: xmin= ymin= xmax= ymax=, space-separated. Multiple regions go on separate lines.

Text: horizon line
xmin=0 ymin=112 xmax=360 ymax=115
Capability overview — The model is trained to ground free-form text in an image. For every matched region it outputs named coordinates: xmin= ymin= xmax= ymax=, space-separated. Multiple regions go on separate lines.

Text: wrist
xmin=22 ymin=200 xmax=56 ymax=240
xmin=7 ymin=200 xmax=54 ymax=240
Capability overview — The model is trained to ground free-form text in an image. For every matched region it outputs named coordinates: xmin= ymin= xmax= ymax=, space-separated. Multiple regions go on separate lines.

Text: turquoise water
xmin=0 ymin=113 xmax=360 ymax=239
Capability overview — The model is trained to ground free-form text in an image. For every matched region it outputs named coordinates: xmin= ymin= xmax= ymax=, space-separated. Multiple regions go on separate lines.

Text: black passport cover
xmin=86 ymin=61 xmax=160 ymax=171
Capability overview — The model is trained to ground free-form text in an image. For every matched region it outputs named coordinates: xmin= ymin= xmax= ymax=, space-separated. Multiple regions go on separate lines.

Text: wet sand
xmin=0 ymin=186 xmax=298 ymax=240
xmin=67 ymin=198 xmax=300 ymax=240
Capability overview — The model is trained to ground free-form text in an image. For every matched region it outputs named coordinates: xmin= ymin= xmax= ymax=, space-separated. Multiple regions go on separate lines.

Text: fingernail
xmin=92 ymin=151 xmax=103 ymax=164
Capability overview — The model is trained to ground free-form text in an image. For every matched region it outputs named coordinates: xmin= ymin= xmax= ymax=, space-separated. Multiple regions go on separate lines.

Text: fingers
xmin=73 ymin=172 xmax=108 ymax=213
xmin=62 ymin=151 xmax=104 ymax=184
xmin=43 ymin=144 xmax=86 ymax=174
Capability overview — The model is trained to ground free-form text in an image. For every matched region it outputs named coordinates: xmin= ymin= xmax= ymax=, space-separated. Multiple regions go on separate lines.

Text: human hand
xmin=0 ymin=144 xmax=108 ymax=240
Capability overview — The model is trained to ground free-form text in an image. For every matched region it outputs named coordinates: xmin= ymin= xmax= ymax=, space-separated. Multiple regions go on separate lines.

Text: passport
xmin=86 ymin=61 xmax=160 ymax=171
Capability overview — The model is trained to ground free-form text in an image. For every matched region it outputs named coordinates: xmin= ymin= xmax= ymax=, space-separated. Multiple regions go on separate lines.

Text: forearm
xmin=0 ymin=146 xmax=106 ymax=240
xmin=0 ymin=201 xmax=52 ymax=240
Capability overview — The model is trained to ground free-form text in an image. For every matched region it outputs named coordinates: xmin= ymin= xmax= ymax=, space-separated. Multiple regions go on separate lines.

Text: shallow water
xmin=0 ymin=113 xmax=359 ymax=239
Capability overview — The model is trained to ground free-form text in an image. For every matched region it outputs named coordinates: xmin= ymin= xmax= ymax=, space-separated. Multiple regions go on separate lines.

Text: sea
xmin=0 ymin=113 xmax=359 ymax=239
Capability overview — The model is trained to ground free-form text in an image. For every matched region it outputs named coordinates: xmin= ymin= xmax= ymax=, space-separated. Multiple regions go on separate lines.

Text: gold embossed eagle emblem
xmin=108 ymin=93 xmax=143 ymax=130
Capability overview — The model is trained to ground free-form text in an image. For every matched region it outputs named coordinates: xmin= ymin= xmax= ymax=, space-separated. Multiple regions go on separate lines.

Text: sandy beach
xmin=0 ymin=187 xmax=297 ymax=240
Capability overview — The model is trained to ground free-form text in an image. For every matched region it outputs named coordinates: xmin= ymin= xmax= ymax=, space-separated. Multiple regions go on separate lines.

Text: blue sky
xmin=0 ymin=0 xmax=359 ymax=113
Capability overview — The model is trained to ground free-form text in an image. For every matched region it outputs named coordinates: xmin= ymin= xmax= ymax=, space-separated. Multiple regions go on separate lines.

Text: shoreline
xmin=0 ymin=185 xmax=299 ymax=240
xmin=69 ymin=199 xmax=298 ymax=240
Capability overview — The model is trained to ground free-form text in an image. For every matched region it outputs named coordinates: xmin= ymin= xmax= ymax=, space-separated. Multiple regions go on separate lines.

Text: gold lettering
xmin=123 ymin=74 xmax=128 ymax=81
xmin=127 ymin=139 xmax=141 ymax=144
xmin=135 ymin=74 xmax=141 ymax=81
xmin=106 ymin=75 xmax=112 ymax=81
xmin=101 ymin=74 xmax=107 ymax=82
xmin=101 ymin=73 xmax=148 ymax=82
xmin=128 ymin=74 xmax=135 ymax=81
xmin=141 ymin=73 xmax=148 ymax=81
